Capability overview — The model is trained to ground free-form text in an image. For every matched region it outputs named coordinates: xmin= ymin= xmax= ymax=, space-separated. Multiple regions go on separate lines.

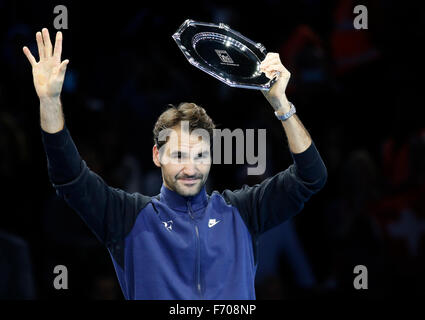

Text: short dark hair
xmin=153 ymin=102 xmax=216 ymax=150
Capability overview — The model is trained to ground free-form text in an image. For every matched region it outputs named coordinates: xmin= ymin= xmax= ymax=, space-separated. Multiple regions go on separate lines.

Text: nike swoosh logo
xmin=208 ymin=220 xmax=220 ymax=228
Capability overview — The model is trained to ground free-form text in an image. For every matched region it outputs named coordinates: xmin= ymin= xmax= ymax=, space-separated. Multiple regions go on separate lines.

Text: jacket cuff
xmin=40 ymin=124 xmax=70 ymax=148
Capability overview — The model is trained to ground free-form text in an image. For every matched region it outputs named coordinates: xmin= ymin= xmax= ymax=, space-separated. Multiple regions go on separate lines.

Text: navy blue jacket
xmin=41 ymin=126 xmax=327 ymax=299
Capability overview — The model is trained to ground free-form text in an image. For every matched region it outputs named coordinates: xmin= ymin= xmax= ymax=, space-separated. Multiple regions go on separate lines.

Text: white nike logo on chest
xmin=208 ymin=219 xmax=220 ymax=228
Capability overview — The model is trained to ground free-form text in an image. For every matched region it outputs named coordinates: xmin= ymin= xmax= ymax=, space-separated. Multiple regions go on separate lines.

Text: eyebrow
xmin=169 ymin=150 xmax=210 ymax=157
xmin=170 ymin=151 xmax=189 ymax=157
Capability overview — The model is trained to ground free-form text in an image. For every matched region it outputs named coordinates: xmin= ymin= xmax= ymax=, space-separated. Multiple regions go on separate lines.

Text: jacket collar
xmin=160 ymin=183 xmax=209 ymax=213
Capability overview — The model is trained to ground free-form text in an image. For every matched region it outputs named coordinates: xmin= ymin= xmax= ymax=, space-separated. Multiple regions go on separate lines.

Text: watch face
xmin=172 ymin=19 xmax=278 ymax=90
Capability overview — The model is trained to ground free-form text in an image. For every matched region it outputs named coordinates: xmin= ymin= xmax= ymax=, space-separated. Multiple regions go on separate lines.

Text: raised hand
xmin=23 ymin=28 xmax=69 ymax=100
xmin=259 ymin=52 xmax=291 ymax=111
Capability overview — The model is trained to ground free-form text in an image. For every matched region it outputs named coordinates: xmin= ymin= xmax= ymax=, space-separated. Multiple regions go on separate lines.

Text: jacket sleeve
xmin=41 ymin=125 xmax=151 ymax=247
xmin=222 ymin=140 xmax=327 ymax=236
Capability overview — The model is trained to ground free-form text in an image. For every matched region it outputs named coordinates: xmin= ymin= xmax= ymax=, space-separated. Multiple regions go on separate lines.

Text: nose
xmin=182 ymin=163 xmax=197 ymax=177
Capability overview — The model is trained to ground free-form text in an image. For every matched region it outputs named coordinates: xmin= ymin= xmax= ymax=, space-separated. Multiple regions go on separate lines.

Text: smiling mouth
xmin=179 ymin=178 xmax=200 ymax=185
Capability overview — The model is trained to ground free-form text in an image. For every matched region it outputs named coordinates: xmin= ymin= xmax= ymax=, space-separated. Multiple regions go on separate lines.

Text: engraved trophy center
xmin=214 ymin=49 xmax=237 ymax=66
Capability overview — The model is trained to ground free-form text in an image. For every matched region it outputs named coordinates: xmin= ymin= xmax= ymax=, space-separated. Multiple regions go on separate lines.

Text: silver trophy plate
xmin=172 ymin=19 xmax=277 ymax=90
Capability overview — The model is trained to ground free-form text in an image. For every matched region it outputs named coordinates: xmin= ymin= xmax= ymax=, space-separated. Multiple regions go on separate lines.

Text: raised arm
xmin=223 ymin=53 xmax=327 ymax=236
xmin=260 ymin=52 xmax=312 ymax=154
xmin=23 ymin=29 xmax=150 ymax=257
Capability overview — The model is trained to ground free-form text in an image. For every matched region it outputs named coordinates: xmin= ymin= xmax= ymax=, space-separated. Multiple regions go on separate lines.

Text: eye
xmin=195 ymin=151 xmax=209 ymax=159
xmin=172 ymin=152 xmax=183 ymax=159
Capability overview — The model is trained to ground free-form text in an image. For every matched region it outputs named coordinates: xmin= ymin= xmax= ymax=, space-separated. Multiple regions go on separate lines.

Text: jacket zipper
xmin=187 ymin=199 xmax=203 ymax=299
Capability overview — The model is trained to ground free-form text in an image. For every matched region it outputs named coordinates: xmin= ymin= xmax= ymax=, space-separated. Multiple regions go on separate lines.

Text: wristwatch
xmin=274 ymin=102 xmax=296 ymax=121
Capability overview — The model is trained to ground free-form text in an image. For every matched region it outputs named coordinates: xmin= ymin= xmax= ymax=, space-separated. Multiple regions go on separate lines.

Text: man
xmin=23 ymin=28 xmax=327 ymax=299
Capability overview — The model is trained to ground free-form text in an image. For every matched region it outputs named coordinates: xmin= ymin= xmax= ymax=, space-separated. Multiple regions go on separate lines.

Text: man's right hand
xmin=23 ymin=28 xmax=69 ymax=101
xmin=23 ymin=28 xmax=69 ymax=133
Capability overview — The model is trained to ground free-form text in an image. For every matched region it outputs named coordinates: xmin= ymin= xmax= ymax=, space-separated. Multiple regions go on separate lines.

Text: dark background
xmin=1 ymin=0 xmax=425 ymax=299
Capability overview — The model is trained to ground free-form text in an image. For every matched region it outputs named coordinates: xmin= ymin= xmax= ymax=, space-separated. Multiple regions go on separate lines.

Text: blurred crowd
xmin=1 ymin=0 xmax=424 ymax=299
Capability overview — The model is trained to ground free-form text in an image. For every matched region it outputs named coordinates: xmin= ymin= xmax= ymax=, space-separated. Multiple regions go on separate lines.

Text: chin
xmin=176 ymin=181 xmax=202 ymax=197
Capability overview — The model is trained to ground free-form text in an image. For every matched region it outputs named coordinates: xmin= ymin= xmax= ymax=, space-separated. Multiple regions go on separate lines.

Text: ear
xmin=152 ymin=144 xmax=161 ymax=168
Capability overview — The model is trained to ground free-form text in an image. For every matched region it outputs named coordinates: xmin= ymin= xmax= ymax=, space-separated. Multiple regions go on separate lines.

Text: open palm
xmin=23 ymin=28 xmax=69 ymax=100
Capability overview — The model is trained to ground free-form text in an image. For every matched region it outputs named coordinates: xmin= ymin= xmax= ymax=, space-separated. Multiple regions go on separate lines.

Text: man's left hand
xmin=259 ymin=52 xmax=291 ymax=112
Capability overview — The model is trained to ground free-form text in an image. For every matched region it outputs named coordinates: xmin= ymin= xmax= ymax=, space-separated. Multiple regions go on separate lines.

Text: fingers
xmin=22 ymin=46 xmax=36 ymax=67
xmin=36 ymin=31 xmax=44 ymax=60
xmin=42 ymin=28 xmax=53 ymax=58
xmin=260 ymin=53 xmax=280 ymax=69
xmin=56 ymin=59 xmax=70 ymax=81
xmin=261 ymin=63 xmax=288 ymax=80
xmin=266 ymin=52 xmax=280 ymax=59
xmin=259 ymin=52 xmax=290 ymax=79
xmin=260 ymin=54 xmax=280 ymax=73
xmin=263 ymin=67 xmax=283 ymax=80
xmin=53 ymin=31 xmax=63 ymax=60
xmin=262 ymin=52 xmax=280 ymax=64
xmin=261 ymin=62 xmax=285 ymax=72
xmin=260 ymin=62 xmax=284 ymax=77
xmin=34 ymin=28 xmax=61 ymax=62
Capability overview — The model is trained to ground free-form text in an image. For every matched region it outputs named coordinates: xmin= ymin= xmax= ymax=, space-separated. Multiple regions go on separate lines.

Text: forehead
xmin=166 ymin=125 xmax=210 ymax=150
